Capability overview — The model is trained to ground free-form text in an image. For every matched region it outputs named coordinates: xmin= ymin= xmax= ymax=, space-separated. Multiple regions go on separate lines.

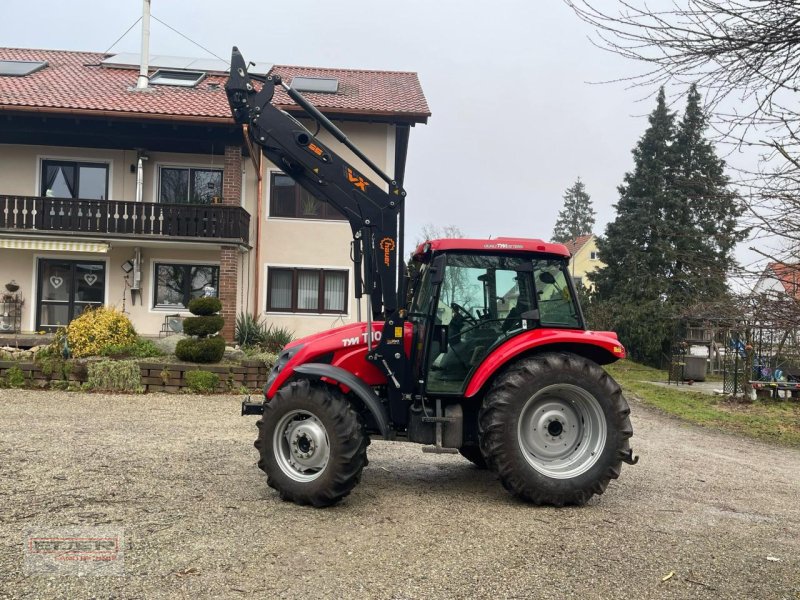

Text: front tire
xmin=479 ymin=352 xmax=632 ymax=506
xmin=255 ymin=379 xmax=368 ymax=507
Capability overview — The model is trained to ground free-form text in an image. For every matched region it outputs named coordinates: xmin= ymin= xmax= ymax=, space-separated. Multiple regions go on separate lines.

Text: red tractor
xmin=227 ymin=48 xmax=637 ymax=507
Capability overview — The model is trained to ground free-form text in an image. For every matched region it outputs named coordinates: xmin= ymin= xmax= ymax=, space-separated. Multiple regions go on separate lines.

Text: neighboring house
xmin=753 ymin=262 xmax=800 ymax=301
xmin=0 ymin=48 xmax=429 ymax=340
xmin=562 ymin=234 xmax=603 ymax=289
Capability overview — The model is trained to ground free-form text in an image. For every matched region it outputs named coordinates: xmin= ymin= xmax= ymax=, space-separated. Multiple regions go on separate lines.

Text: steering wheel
xmin=451 ymin=302 xmax=478 ymax=325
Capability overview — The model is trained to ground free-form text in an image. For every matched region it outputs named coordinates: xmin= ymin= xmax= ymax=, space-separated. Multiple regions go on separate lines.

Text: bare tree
xmin=566 ymin=0 xmax=800 ymax=281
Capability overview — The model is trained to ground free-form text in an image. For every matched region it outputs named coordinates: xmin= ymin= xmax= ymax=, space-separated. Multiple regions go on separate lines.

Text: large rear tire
xmin=478 ymin=352 xmax=632 ymax=506
xmin=254 ymin=379 xmax=368 ymax=507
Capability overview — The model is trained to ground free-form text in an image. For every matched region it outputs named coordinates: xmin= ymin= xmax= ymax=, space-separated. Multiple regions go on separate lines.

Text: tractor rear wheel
xmin=254 ymin=379 xmax=368 ymax=507
xmin=479 ymin=352 xmax=632 ymax=506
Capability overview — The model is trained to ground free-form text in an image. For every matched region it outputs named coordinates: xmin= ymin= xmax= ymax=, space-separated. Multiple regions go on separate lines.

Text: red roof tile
xmin=562 ymin=234 xmax=593 ymax=256
xmin=766 ymin=262 xmax=800 ymax=300
xmin=0 ymin=48 xmax=430 ymax=124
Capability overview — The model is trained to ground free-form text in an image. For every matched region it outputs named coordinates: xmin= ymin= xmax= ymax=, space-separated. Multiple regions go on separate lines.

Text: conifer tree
xmin=588 ymin=86 xmax=741 ymax=365
xmin=552 ymin=178 xmax=596 ymax=243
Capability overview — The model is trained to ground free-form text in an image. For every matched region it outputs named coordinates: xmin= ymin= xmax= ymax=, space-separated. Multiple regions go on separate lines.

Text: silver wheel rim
xmin=273 ymin=410 xmax=330 ymax=482
xmin=517 ymin=384 xmax=606 ymax=479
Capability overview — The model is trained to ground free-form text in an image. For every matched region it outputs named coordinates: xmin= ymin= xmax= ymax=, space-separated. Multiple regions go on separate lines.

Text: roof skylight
xmin=0 ymin=60 xmax=48 ymax=77
xmin=149 ymin=69 xmax=205 ymax=87
xmin=291 ymin=76 xmax=339 ymax=94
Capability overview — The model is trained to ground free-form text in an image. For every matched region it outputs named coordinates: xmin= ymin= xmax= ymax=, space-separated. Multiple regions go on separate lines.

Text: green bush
xmin=86 ymin=360 xmax=143 ymax=393
xmin=235 ymin=312 xmax=267 ymax=348
xmin=184 ymin=370 xmax=219 ymax=394
xmin=182 ymin=316 xmax=225 ymax=338
xmin=175 ymin=336 xmax=226 ymax=363
xmin=263 ymin=324 xmax=294 ymax=354
xmin=242 ymin=349 xmax=279 ymax=369
xmin=188 ymin=297 xmax=222 ymax=316
xmin=5 ymin=366 xmax=26 ymax=388
xmin=55 ymin=306 xmax=138 ymax=358
xmin=100 ymin=338 xmax=163 ymax=359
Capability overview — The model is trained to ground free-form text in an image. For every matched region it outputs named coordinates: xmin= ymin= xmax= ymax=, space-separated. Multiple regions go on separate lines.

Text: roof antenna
xmin=136 ymin=0 xmax=151 ymax=89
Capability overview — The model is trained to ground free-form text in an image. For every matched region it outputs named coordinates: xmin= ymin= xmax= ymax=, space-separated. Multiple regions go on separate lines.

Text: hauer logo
xmin=379 ymin=237 xmax=396 ymax=267
xmin=346 ymin=167 xmax=369 ymax=192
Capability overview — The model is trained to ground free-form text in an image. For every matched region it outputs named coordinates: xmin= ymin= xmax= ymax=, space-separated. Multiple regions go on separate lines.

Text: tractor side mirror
xmin=430 ymin=254 xmax=447 ymax=285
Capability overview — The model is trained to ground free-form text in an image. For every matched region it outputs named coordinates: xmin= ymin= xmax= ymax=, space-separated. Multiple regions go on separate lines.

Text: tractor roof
xmin=413 ymin=237 xmax=570 ymax=259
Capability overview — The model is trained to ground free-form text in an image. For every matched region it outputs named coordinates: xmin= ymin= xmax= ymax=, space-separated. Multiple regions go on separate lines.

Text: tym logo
xmin=342 ymin=330 xmax=382 ymax=347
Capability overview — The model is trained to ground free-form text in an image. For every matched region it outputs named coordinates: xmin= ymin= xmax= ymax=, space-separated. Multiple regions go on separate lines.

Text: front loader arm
xmin=225 ymin=47 xmax=404 ymax=318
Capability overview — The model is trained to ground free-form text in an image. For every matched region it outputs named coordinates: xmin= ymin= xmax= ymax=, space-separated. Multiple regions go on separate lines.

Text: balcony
xmin=0 ymin=195 xmax=250 ymax=246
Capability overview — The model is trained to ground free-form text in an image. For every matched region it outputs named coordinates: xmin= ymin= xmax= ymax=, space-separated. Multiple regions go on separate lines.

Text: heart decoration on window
xmin=84 ymin=274 xmax=98 ymax=286
xmin=49 ymin=276 xmax=64 ymax=289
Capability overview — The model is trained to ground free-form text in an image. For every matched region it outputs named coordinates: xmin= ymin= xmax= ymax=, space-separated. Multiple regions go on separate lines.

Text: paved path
xmin=0 ymin=390 xmax=798 ymax=599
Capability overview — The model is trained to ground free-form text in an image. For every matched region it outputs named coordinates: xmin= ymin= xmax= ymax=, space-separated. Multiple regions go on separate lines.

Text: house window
xmin=154 ymin=263 xmax=219 ymax=309
xmin=270 ymin=173 xmax=345 ymax=220
xmin=159 ymin=167 xmax=222 ymax=204
xmin=590 ymin=251 xmax=598 ymax=260
xmin=267 ymin=268 xmax=348 ymax=313
xmin=41 ymin=160 xmax=108 ymax=200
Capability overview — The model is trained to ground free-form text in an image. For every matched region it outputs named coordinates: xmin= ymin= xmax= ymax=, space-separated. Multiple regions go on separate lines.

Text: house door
xmin=36 ymin=259 xmax=106 ymax=331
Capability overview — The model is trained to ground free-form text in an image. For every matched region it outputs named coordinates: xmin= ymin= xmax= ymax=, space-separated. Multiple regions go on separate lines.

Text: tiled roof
xmin=0 ymin=48 xmax=430 ymax=123
xmin=562 ymin=234 xmax=593 ymax=256
xmin=766 ymin=262 xmax=800 ymax=300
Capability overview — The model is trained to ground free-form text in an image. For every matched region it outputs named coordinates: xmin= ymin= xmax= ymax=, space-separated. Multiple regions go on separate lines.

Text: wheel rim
xmin=272 ymin=410 xmax=330 ymax=482
xmin=517 ymin=384 xmax=607 ymax=479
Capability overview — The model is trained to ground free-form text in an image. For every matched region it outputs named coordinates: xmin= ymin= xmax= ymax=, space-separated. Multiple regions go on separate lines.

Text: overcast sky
xmin=5 ymin=1 xmax=688 ymax=248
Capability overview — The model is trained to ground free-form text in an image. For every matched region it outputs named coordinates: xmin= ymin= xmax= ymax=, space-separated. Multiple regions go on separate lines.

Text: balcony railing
xmin=0 ymin=195 xmax=249 ymax=245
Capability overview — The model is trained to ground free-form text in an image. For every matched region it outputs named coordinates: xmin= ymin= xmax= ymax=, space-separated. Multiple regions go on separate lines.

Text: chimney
xmin=136 ymin=0 xmax=151 ymax=89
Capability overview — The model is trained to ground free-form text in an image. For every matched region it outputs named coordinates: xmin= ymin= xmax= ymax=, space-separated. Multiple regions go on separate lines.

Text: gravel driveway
xmin=0 ymin=389 xmax=798 ymax=599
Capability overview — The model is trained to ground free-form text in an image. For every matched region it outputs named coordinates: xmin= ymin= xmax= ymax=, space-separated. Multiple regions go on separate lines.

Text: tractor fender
xmin=464 ymin=330 xmax=626 ymax=398
xmin=293 ymin=363 xmax=391 ymax=438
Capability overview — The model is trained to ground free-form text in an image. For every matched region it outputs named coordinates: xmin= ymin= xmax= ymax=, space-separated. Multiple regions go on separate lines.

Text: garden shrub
xmin=86 ymin=360 xmax=143 ymax=393
xmin=175 ymin=337 xmax=226 ymax=363
xmin=187 ymin=297 xmax=222 ymax=316
xmin=175 ymin=296 xmax=225 ymax=363
xmin=99 ymin=338 xmax=163 ymax=359
xmin=242 ymin=349 xmax=279 ymax=369
xmin=5 ymin=366 xmax=26 ymax=388
xmin=263 ymin=324 xmax=294 ymax=354
xmin=182 ymin=316 xmax=225 ymax=338
xmin=235 ymin=312 xmax=267 ymax=348
xmin=56 ymin=307 xmax=137 ymax=358
xmin=184 ymin=370 xmax=219 ymax=394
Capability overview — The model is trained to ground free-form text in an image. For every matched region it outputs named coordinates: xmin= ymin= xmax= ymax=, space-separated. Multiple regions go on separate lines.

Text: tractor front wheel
xmin=255 ymin=379 xmax=368 ymax=507
xmin=479 ymin=352 xmax=633 ymax=506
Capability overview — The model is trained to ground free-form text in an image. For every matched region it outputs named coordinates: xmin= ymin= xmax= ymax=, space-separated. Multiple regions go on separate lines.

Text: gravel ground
xmin=0 ymin=389 xmax=798 ymax=600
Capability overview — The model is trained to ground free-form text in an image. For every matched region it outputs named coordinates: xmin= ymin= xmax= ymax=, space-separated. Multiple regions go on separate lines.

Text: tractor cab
xmin=408 ymin=238 xmax=583 ymax=395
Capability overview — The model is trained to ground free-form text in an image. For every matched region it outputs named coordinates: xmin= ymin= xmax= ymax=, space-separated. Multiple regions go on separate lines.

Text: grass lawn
xmin=605 ymin=360 xmax=800 ymax=447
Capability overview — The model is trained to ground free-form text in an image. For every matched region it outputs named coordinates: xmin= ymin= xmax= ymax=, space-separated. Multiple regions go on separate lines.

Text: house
xmin=0 ymin=48 xmax=429 ymax=340
xmin=563 ymin=234 xmax=603 ymax=289
xmin=753 ymin=262 xmax=800 ymax=302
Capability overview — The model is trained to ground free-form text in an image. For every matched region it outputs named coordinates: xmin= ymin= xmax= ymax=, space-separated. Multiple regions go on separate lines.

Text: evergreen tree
xmin=589 ymin=86 xmax=741 ymax=365
xmin=670 ymin=84 xmax=742 ymax=303
xmin=552 ymin=178 xmax=596 ymax=243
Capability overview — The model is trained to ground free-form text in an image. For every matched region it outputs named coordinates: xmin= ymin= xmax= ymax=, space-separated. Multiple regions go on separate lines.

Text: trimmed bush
xmin=184 ymin=370 xmax=219 ymax=394
xmin=182 ymin=316 xmax=225 ymax=338
xmin=56 ymin=307 xmax=137 ymax=358
xmin=86 ymin=360 xmax=143 ymax=393
xmin=175 ymin=336 xmax=226 ymax=363
xmin=100 ymin=338 xmax=163 ymax=359
xmin=187 ymin=297 xmax=222 ymax=316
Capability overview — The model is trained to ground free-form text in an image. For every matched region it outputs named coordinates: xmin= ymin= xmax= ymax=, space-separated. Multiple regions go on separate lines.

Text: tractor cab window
xmin=426 ymin=254 xmax=535 ymax=394
xmin=532 ymin=259 xmax=581 ymax=328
